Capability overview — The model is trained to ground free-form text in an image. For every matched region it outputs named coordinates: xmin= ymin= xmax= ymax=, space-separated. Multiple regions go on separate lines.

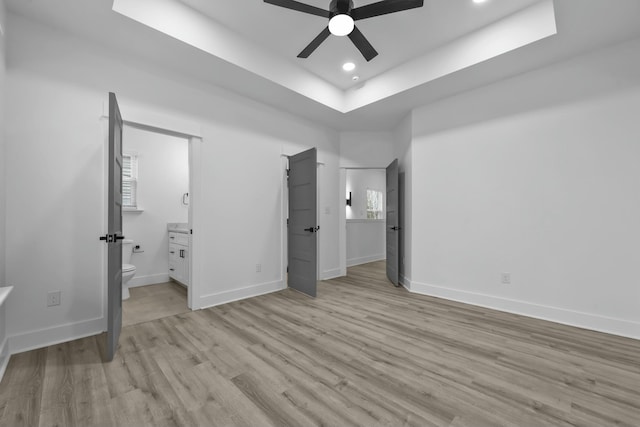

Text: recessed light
xmin=342 ymin=62 xmax=356 ymax=72
xmin=473 ymin=0 xmax=488 ymax=3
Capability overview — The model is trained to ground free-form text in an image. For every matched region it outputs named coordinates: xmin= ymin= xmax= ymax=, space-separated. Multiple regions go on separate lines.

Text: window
xmin=366 ymin=189 xmax=384 ymax=219
xmin=122 ymin=153 xmax=138 ymax=209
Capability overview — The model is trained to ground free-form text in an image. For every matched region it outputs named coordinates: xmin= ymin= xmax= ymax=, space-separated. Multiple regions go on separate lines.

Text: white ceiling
xmin=6 ymin=0 xmax=640 ymax=131
xmin=178 ymin=0 xmax=542 ymax=90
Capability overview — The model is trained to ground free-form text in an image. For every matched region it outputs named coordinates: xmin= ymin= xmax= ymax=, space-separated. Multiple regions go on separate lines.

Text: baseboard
xmin=347 ymin=254 xmax=385 ymax=267
xmin=199 ymin=280 xmax=286 ymax=310
xmin=0 ymin=337 xmax=10 ymax=383
xmin=409 ymin=281 xmax=640 ymax=340
xmin=400 ymin=275 xmax=412 ymax=290
xmin=128 ymin=273 xmax=170 ymax=288
xmin=7 ymin=317 xmax=105 ymax=355
xmin=321 ymin=268 xmax=343 ymax=280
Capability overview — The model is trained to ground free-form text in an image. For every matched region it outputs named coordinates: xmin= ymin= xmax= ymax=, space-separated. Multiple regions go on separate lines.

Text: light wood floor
xmin=123 ymin=281 xmax=189 ymax=327
xmin=1 ymin=261 xmax=639 ymax=427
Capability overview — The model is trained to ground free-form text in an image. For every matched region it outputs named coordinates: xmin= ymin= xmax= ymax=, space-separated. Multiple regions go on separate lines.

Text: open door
xmin=103 ymin=92 xmax=125 ymax=361
xmin=288 ymin=148 xmax=318 ymax=297
xmin=386 ymin=159 xmax=399 ymax=286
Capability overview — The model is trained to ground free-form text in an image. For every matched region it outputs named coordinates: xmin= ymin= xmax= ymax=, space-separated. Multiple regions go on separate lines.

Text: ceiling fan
xmin=264 ymin=0 xmax=424 ymax=62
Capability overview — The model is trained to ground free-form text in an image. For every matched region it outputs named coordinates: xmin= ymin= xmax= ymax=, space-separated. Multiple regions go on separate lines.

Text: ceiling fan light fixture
xmin=329 ymin=14 xmax=354 ymax=36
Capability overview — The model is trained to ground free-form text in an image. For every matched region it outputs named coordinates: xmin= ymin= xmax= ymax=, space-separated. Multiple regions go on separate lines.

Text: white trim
xmin=8 ymin=317 xmax=105 ymax=355
xmin=400 ymin=275 xmax=412 ymax=290
xmin=103 ymin=101 xmax=203 ymax=138
xmin=409 ymin=281 xmax=640 ymax=340
xmin=199 ymin=280 xmax=286 ymax=310
xmin=346 ymin=219 xmax=385 ymax=223
xmin=123 ymin=208 xmax=144 ymax=213
xmin=0 ymin=337 xmax=10 ymax=382
xmin=0 ymin=286 xmax=13 ymax=306
xmin=347 ymin=254 xmax=386 ymax=267
xmin=281 ymin=156 xmax=289 ymax=291
xmin=321 ymin=268 xmax=342 ymax=280
xmin=188 ymin=137 xmax=202 ymax=310
xmin=338 ymin=169 xmax=347 ymax=278
xmin=127 ymin=273 xmax=170 ymax=288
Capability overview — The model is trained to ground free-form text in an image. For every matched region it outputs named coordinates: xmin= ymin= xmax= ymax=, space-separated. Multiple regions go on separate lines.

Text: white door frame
xmin=102 ymin=100 xmax=204 ymax=310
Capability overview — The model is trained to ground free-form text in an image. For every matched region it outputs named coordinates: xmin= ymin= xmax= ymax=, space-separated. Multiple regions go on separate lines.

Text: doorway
xmin=121 ymin=125 xmax=191 ymax=326
xmin=103 ymin=94 xmax=203 ymax=361
xmin=339 ymin=159 xmax=400 ymax=286
xmin=345 ymin=168 xmax=387 ymax=268
xmin=282 ymin=148 xmax=320 ymax=298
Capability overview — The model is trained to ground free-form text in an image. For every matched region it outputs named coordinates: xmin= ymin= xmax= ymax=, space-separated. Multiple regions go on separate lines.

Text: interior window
xmin=366 ymin=189 xmax=384 ymax=219
xmin=122 ymin=153 xmax=138 ymax=208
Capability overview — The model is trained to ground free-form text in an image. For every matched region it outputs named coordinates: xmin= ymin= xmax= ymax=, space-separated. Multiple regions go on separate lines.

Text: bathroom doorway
xmin=120 ymin=125 xmax=191 ymax=326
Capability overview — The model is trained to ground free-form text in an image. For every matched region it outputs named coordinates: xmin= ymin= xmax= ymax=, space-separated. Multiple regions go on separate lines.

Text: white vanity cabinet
xmin=168 ymin=231 xmax=190 ymax=287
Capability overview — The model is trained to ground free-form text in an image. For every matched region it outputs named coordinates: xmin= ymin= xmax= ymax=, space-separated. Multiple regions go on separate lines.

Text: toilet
xmin=122 ymin=239 xmax=137 ymax=300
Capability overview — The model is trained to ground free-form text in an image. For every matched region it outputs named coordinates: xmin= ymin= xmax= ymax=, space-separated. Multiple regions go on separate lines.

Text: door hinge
xmin=286 ymin=169 xmax=290 ymax=177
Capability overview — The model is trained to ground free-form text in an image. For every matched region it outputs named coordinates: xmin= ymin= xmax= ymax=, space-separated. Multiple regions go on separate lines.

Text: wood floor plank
xmin=1 ymin=262 xmax=640 ymax=427
xmin=0 ymin=349 xmax=46 ymax=427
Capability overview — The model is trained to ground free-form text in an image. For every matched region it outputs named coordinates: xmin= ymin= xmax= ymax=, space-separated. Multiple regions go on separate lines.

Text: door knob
xmin=304 ymin=227 xmax=315 ymax=232
xmin=390 ymin=226 xmax=399 ymax=231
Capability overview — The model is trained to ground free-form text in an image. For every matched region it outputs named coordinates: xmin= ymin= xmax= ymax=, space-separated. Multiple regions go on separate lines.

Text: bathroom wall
xmin=122 ymin=125 xmax=189 ymax=287
xmin=345 ymin=169 xmax=386 ymax=266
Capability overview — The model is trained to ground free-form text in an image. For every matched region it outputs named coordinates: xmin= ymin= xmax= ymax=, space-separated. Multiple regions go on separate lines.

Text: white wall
xmin=346 ymin=169 xmax=385 ymax=220
xmin=339 ymin=131 xmax=393 ymax=168
xmin=0 ymin=0 xmax=6 ymax=286
xmin=122 ymin=125 xmax=189 ymax=287
xmin=346 ymin=221 xmax=385 ymax=267
xmin=409 ymin=41 xmax=640 ymax=338
xmin=4 ymin=14 xmax=341 ymax=353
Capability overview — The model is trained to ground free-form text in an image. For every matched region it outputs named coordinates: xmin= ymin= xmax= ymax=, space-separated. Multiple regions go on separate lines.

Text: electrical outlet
xmin=256 ymin=264 xmax=262 ymax=273
xmin=47 ymin=291 xmax=61 ymax=307
xmin=501 ymin=272 xmax=511 ymax=285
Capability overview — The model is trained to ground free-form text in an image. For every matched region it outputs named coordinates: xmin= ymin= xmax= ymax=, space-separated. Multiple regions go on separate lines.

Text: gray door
xmin=386 ymin=159 xmax=399 ymax=286
xmin=288 ymin=148 xmax=318 ymax=297
xmin=106 ymin=92 xmax=124 ymax=361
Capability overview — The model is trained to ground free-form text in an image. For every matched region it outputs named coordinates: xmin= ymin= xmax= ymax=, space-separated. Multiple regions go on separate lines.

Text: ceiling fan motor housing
xmin=330 ymin=0 xmax=354 ymax=17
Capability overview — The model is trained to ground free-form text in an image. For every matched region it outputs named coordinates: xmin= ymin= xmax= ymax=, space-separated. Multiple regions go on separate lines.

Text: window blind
xmin=122 ymin=154 xmax=138 ymax=208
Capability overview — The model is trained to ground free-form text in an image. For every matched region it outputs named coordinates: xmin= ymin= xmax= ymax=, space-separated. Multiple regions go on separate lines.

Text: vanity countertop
xmin=167 ymin=223 xmax=190 ymax=234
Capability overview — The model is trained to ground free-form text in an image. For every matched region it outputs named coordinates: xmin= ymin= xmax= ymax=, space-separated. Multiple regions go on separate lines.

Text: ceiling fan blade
xmin=263 ymin=0 xmax=330 ymax=18
xmin=351 ymin=0 xmax=424 ymax=21
xmin=348 ymin=26 xmax=378 ymax=62
xmin=298 ymin=27 xmax=332 ymax=58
